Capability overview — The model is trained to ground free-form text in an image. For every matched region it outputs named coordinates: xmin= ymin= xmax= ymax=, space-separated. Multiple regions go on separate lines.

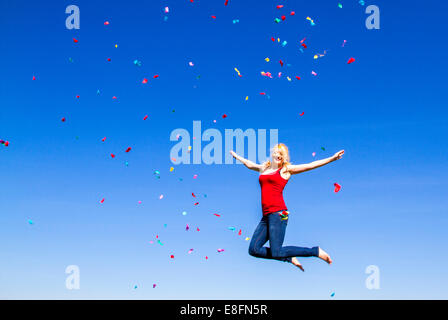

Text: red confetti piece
xmin=222 ymin=114 xmax=227 ymax=119
xmin=260 ymin=92 xmax=266 ymax=95
xmin=281 ymin=15 xmax=286 ymax=21
xmin=3 ymin=141 xmax=9 ymax=147
xmin=347 ymin=57 xmax=356 ymax=64
xmin=271 ymin=37 xmax=275 ymax=42
xmin=238 ymin=229 xmax=242 ymax=236
xmin=153 ymin=75 xmax=159 ymax=78
xmin=290 ymin=11 xmax=295 ymax=15
xmin=76 ymin=95 xmax=80 ymax=99
xmin=107 ymin=58 xmax=111 ymax=61
xmin=125 ymin=147 xmax=132 ymax=153
xmin=205 ymin=256 xmax=208 ymax=260
xmin=301 ymin=43 xmax=307 ymax=49
xmin=143 ymin=115 xmax=148 ymax=120
xmin=213 ymin=213 xmax=221 ymax=217
xmin=102 ymin=137 xmax=106 ymax=142
xmin=276 ymin=5 xmax=284 ymax=9
xmin=61 ymin=117 xmax=66 ymax=122
xmin=170 ymin=255 xmax=174 ymax=259
xmin=334 ymin=183 xmax=341 ymax=193
xmin=112 ymin=96 xmax=117 ymax=99
xmin=111 ymin=154 xmax=115 ymax=158
xmin=104 ymin=21 xmax=109 ymax=25
xmin=211 ymin=15 xmax=216 ymax=19
xmin=224 ymin=0 xmax=229 ymax=5
xmin=279 ymin=60 xmax=284 ymax=67
xmin=299 ymin=111 xmax=304 ymax=116
xmin=32 ymin=76 xmax=36 ymax=80
xmin=194 ymin=202 xmax=199 ymax=206
xmin=192 ymin=193 xmax=196 ymax=197
xmin=73 ymin=38 xmax=78 ymax=43
xmin=142 ymin=78 xmax=148 ymax=84
xmin=296 ymin=76 xmax=301 ymax=80
xmin=100 ymin=198 xmax=105 ymax=204
xmin=197 ymin=228 xmax=200 ymax=231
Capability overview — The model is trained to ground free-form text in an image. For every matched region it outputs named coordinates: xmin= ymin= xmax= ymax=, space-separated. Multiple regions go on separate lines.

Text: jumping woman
xmin=230 ymin=144 xmax=344 ymax=271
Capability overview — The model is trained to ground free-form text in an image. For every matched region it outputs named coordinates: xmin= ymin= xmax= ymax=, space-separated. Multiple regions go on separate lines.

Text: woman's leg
xmin=267 ymin=213 xmax=319 ymax=261
xmin=248 ymin=216 xmax=270 ymax=258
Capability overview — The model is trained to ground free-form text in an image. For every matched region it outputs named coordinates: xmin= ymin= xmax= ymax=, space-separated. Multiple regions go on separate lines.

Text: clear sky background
xmin=1 ymin=0 xmax=447 ymax=299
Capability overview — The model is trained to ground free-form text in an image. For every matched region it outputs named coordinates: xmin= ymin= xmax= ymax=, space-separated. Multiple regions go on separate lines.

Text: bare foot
xmin=318 ymin=247 xmax=333 ymax=265
xmin=291 ymin=257 xmax=305 ymax=272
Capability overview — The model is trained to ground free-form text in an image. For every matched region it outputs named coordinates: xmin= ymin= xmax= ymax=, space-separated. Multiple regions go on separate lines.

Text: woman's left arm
xmin=287 ymin=150 xmax=345 ymax=175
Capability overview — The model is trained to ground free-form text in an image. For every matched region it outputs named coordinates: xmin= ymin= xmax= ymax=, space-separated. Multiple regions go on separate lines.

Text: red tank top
xmin=259 ymin=168 xmax=288 ymax=215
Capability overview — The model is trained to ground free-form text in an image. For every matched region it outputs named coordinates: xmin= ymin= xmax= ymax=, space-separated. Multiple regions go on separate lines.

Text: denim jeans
xmin=248 ymin=211 xmax=319 ymax=263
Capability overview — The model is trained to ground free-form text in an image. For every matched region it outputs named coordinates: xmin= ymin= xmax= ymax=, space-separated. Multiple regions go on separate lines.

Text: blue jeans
xmin=248 ymin=212 xmax=319 ymax=263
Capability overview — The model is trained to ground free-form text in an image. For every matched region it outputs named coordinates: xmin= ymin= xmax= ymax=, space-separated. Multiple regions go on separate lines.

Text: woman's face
xmin=272 ymin=148 xmax=284 ymax=166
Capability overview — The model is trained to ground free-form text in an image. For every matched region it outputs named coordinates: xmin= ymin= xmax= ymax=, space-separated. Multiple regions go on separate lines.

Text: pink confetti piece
xmin=100 ymin=198 xmax=105 ymax=204
xmin=186 ymin=224 xmax=190 ymax=231
xmin=153 ymin=284 xmax=156 ymax=288
xmin=188 ymin=249 xmax=194 ymax=254
xmin=217 ymin=249 xmax=225 ymax=253
xmin=312 ymin=152 xmax=316 ymax=157
xmin=159 ymin=194 xmax=164 ymax=199
xmin=193 ymin=174 xmax=198 ymax=179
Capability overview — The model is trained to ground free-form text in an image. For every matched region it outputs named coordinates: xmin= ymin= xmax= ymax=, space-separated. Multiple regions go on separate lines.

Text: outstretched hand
xmin=333 ymin=150 xmax=345 ymax=160
xmin=230 ymin=150 xmax=237 ymax=158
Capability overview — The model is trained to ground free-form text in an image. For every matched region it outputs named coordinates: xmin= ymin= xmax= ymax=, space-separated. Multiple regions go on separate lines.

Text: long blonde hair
xmin=262 ymin=143 xmax=291 ymax=170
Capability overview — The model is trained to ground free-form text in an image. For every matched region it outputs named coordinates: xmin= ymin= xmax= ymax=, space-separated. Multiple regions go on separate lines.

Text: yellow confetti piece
xmin=245 ymin=237 xmax=250 ymax=241
xmin=265 ymin=57 xmax=270 ymax=62
xmin=170 ymin=167 xmax=174 ymax=172
xmin=314 ymin=55 xmax=318 ymax=59
xmin=287 ymin=76 xmax=291 ymax=81
xmin=114 ymin=44 xmax=118 ymax=48
xmin=188 ymin=146 xmax=192 ymax=151
xmin=245 ymin=96 xmax=249 ymax=101
xmin=277 ymin=38 xmax=280 ymax=42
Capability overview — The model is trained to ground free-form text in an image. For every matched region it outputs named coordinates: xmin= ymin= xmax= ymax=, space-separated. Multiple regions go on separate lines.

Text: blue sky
xmin=1 ymin=0 xmax=448 ymax=299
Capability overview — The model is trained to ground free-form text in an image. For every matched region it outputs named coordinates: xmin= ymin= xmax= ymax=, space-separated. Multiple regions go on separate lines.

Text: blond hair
xmin=262 ymin=143 xmax=291 ymax=170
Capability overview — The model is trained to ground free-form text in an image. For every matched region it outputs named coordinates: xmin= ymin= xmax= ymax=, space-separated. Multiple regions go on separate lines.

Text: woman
xmin=230 ymin=144 xmax=344 ymax=271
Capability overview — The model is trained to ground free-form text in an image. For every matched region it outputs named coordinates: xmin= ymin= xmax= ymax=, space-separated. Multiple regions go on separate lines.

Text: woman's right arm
xmin=230 ymin=151 xmax=263 ymax=172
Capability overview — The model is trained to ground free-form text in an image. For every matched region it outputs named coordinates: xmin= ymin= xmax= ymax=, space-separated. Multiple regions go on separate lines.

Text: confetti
xmin=194 ymin=202 xmax=199 ymax=206
xmin=222 ymin=114 xmax=228 ymax=119
xmin=101 ymin=137 xmax=107 ymax=142
xmin=312 ymin=152 xmax=316 ymax=157
xmin=193 ymin=174 xmax=198 ymax=179
xmin=110 ymin=154 xmax=115 ymax=158
xmin=234 ymin=67 xmax=242 ymax=77
xmin=299 ymin=112 xmax=305 ymax=116
xmin=170 ymin=255 xmax=174 ymax=259
xmin=217 ymin=249 xmax=225 ymax=253
xmin=228 ymin=227 xmax=235 ymax=231
xmin=338 ymin=3 xmax=342 ymax=9
xmin=142 ymin=78 xmax=148 ymax=84
xmin=238 ymin=229 xmax=242 ymax=236
xmin=347 ymin=57 xmax=356 ymax=64
xmin=100 ymin=198 xmax=105 ymax=204
xmin=27 ymin=219 xmax=34 ymax=225
xmin=133 ymin=60 xmax=142 ymax=67
xmin=153 ymin=284 xmax=157 ymax=288
xmin=125 ymin=147 xmax=132 ymax=153
xmin=73 ymin=38 xmax=78 ymax=43
xmin=321 ymin=147 xmax=326 ymax=151
xmin=306 ymin=17 xmax=315 ymax=26
xmin=211 ymin=15 xmax=216 ymax=19
xmin=104 ymin=21 xmax=110 ymax=25
xmin=342 ymin=40 xmax=347 ymax=47
xmin=188 ymin=249 xmax=194 ymax=254
xmin=276 ymin=5 xmax=284 ymax=9
xmin=245 ymin=237 xmax=250 ymax=241
xmin=334 ymin=183 xmax=341 ymax=193
xmin=159 ymin=194 xmax=164 ymax=199
xmin=192 ymin=193 xmax=196 ymax=197
xmin=232 ymin=19 xmax=239 ymax=24
xmin=143 ymin=115 xmax=148 ymax=120
xmin=182 ymin=211 xmax=187 ymax=216
xmin=213 ymin=214 xmax=221 ymax=217
xmin=331 ymin=292 xmax=335 ymax=297
xmin=61 ymin=117 xmax=66 ymax=122
xmin=186 ymin=224 xmax=190 ymax=231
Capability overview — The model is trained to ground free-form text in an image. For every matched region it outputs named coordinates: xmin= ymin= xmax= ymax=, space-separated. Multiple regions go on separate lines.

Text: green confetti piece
xmin=274 ymin=18 xmax=281 ymax=23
